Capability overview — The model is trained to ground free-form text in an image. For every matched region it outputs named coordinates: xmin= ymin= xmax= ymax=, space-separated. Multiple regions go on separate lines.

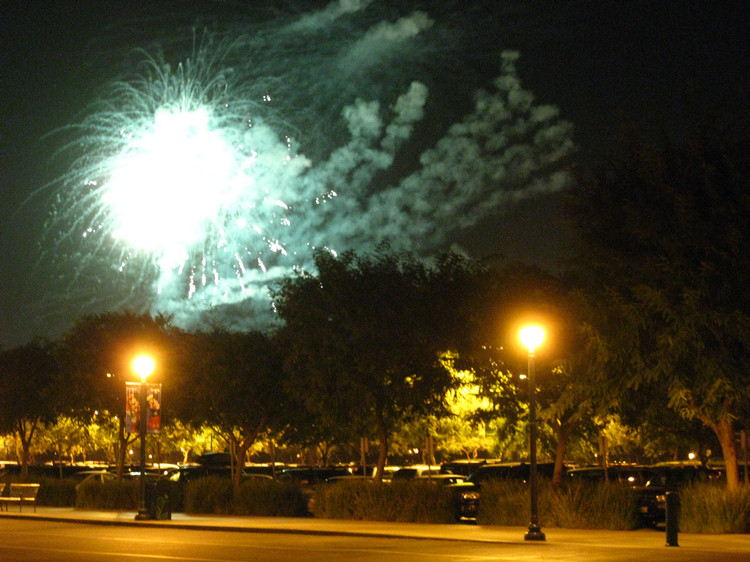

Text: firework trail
xmin=39 ymin=1 xmax=574 ymax=333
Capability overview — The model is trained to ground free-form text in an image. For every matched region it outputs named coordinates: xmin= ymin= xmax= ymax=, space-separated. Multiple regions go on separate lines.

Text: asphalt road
xmin=2 ymin=519 xmax=750 ymax=562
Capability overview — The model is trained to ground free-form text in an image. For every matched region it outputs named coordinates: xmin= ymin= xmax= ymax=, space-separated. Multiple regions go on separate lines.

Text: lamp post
xmin=520 ymin=325 xmax=545 ymax=541
xmin=132 ymin=354 xmax=155 ymax=521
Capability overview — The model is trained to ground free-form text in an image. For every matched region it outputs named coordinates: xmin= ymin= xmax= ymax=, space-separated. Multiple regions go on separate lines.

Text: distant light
xmin=688 ymin=452 xmax=696 ymax=460
xmin=520 ymin=325 xmax=545 ymax=353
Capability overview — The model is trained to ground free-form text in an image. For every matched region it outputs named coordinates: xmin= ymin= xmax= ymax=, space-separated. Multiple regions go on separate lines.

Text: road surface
xmin=2 ymin=518 xmax=750 ymax=562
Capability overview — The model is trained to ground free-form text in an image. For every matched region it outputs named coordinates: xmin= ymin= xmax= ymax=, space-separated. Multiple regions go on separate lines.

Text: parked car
xmin=440 ymin=459 xmax=502 ymax=477
xmin=414 ymin=473 xmax=465 ymax=485
xmin=391 ymin=466 xmax=441 ymax=480
xmin=277 ymin=466 xmax=353 ymax=486
xmin=73 ymin=470 xmax=118 ymax=491
xmin=635 ymin=464 xmax=722 ymax=526
xmin=450 ymin=462 xmax=560 ymax=520
xmin=565 ymin=465 xmax=656 ymax=486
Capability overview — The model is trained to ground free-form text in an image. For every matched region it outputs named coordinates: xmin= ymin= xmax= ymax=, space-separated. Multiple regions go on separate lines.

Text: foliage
xmin=31 ymin=477 xmax=77 ymax=507
xmin=0 ymin=339 xmax=61 ymax=478
xmin=75 ymin=478 xmax=139 ymax=510
xmin=170 ymin=330 xmax=285 ymax=492
xmin=315 ymin=480 xmax=457 ymax=523
xmin=182 ymin=476 xmax=234 ymax=514
xmin=476 ymin=479 xmax=638 ymax=529
xmin=680 ymin=482 xmax=750 ymax=533
xmin=273 ymin=246 xmax=485 ymax=479
xmin=475 ymin=479 xmax=530 ymax=526
xmin=33 ymin=417 xmax=90 ymax=468
xmin=567 ymin=128 xmax=750 ymax=488
xmin=545 ymin=481 xmax=639 ymax=530
xmin=233 ymin=478 xmax=308 ymax=517
xmin=58 ymin=312 xmax=176 ymax=477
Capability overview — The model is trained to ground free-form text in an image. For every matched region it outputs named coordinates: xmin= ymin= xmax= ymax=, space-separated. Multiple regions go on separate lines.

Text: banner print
xmin=125 ymin=382 xmax=162 ymax=434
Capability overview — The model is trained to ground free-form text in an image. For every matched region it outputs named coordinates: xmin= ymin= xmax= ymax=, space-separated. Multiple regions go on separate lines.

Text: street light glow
xmin=520 ymin=325 xmax=545 ymax=352
xmin=132 ymin=355 xmax=155 ymax=381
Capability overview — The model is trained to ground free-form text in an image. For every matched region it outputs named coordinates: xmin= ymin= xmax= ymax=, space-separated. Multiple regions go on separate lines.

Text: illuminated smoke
xmin=39 ymin=1 xmax=574 ymax=333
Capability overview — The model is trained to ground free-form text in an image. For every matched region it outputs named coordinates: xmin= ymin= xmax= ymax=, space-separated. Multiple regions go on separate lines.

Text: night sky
xmin=1 ymin=1 xmax=749 ymax=348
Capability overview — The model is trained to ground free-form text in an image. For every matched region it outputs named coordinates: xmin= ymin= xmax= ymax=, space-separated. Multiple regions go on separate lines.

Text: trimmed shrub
xmin=75 ymin=479 xmax=139 ymax=510
xmin=680 ymin=482 xmax=750 ymax=533
xmin=315 ymin=480 xmax=456 ymax=523
xmin=233 ymin=479 xmax=308 ymax=517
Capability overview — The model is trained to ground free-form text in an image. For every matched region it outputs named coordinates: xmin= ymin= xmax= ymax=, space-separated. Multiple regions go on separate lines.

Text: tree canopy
xmin=568 ymin=127 xmax=750 ymax=488
xmin=272 ymin=245 xmax=485 ymax=480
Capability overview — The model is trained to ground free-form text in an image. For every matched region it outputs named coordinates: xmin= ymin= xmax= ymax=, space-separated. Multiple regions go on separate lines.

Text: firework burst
xmin=38 ymin=1 xmax=574 ymax=333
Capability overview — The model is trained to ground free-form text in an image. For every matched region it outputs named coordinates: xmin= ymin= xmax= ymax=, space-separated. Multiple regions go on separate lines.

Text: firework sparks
xmin=38 ymin=1 xmax=574 ymax=333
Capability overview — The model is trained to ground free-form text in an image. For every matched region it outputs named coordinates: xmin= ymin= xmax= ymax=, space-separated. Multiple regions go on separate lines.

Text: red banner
xmin=125 ymin=382 xmax=162 ymax=434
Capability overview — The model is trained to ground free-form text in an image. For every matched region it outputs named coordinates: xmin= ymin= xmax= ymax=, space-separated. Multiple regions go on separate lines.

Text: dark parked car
xmin=450 ymin=462 xmax=560 ymax=519
xmin=440 ymin=459 xmax=502 ymax=477
xmin=565 ymin=465 xmax=656 ymax=487
xmin=276 ymin=466 xmax=352 ymax=486
xmin=635 ymin=464 xmax=722 ymax=526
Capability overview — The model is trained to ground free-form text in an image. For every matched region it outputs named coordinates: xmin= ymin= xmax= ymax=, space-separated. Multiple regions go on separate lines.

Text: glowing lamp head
xmin=132 ymin=355 xmax=155 ymax=381
xmin=520 ymin=325 xmax=545 ymax=353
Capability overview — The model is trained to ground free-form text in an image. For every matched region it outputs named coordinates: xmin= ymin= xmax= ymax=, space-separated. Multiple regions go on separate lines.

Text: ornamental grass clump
xmin=679 ymin=482 xmax=750 ymax=534
xmin=183 ymin=476 xmax=233 ymax=514
xmin=475 ymin=480 xmax=529 ymax=526
xmin=477 ymin=480 xmax=638 ymax=529
xmin=546 ymin=481 xmax=639 ymax=530
xmin=75 ymin=478 xmax=138 ymax=510
xmin=233 ymin=478 xmax=308 ymax=517
xmin=314 ymin=479 xmax=456 ymax=523
xmin=35 ymin=477 xmax=77 ymax=507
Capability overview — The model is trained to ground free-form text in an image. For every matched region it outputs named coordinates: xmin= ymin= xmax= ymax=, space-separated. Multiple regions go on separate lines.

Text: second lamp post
xmin=520 ymin=325 xmax=545 ymax=541
xmin=132 ymin=354 xmax=155 ymax=521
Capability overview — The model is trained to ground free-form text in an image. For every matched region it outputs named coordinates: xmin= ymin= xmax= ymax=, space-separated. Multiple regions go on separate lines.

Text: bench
xmin=0 ymin=483 xmax=40 ymax=512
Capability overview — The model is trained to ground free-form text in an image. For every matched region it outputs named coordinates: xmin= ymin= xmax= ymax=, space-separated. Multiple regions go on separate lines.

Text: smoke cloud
xmin=35 ymin=1 xmax=574 ymax=336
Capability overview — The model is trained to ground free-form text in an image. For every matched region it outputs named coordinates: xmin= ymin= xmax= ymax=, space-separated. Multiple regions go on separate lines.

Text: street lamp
xmin=132 ymin=354 xmax=154 ymax=521
xmin=520 ymin=325 xmax=545 ymax=541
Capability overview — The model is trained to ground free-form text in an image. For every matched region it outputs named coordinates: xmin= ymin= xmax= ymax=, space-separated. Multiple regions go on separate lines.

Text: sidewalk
xmin=2 ymin=506 xmax=750 ymax=553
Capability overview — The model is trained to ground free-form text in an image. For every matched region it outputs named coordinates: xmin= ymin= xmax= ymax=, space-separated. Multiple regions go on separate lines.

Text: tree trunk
xmin=374 ymin=409 xmax=388 ymax=483
xmin=552 ymin=422 xmax=573 ymax=487
xmin=116 ymin=419 xmax=128 ymax=478
xmin=714 ymin=417 xmax=740 ymax=490
xmin=15 ymin=419 xmax=36 ymax=481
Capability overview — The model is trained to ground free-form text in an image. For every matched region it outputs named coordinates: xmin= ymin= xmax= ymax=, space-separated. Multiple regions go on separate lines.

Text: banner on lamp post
xmin=125 ymin=382 xmax=162 ymax=434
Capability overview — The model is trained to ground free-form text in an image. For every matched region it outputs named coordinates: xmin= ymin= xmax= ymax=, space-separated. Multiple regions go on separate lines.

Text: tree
xmin=568 ymin=127 xmax=750 ymax=489
xmin=171 ymin=329 xmax=285 ymax=493
xmin=58 ymin=312 xmax=175 ymax=478
xmin=0 ymin=339 xmax=60 ymax=478
xmin=273 ymin=246 xmax=482 ymax=481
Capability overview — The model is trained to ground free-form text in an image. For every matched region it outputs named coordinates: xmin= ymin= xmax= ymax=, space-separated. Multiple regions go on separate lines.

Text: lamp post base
xmin=524 ymin=524 xmax=546 ymax=541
